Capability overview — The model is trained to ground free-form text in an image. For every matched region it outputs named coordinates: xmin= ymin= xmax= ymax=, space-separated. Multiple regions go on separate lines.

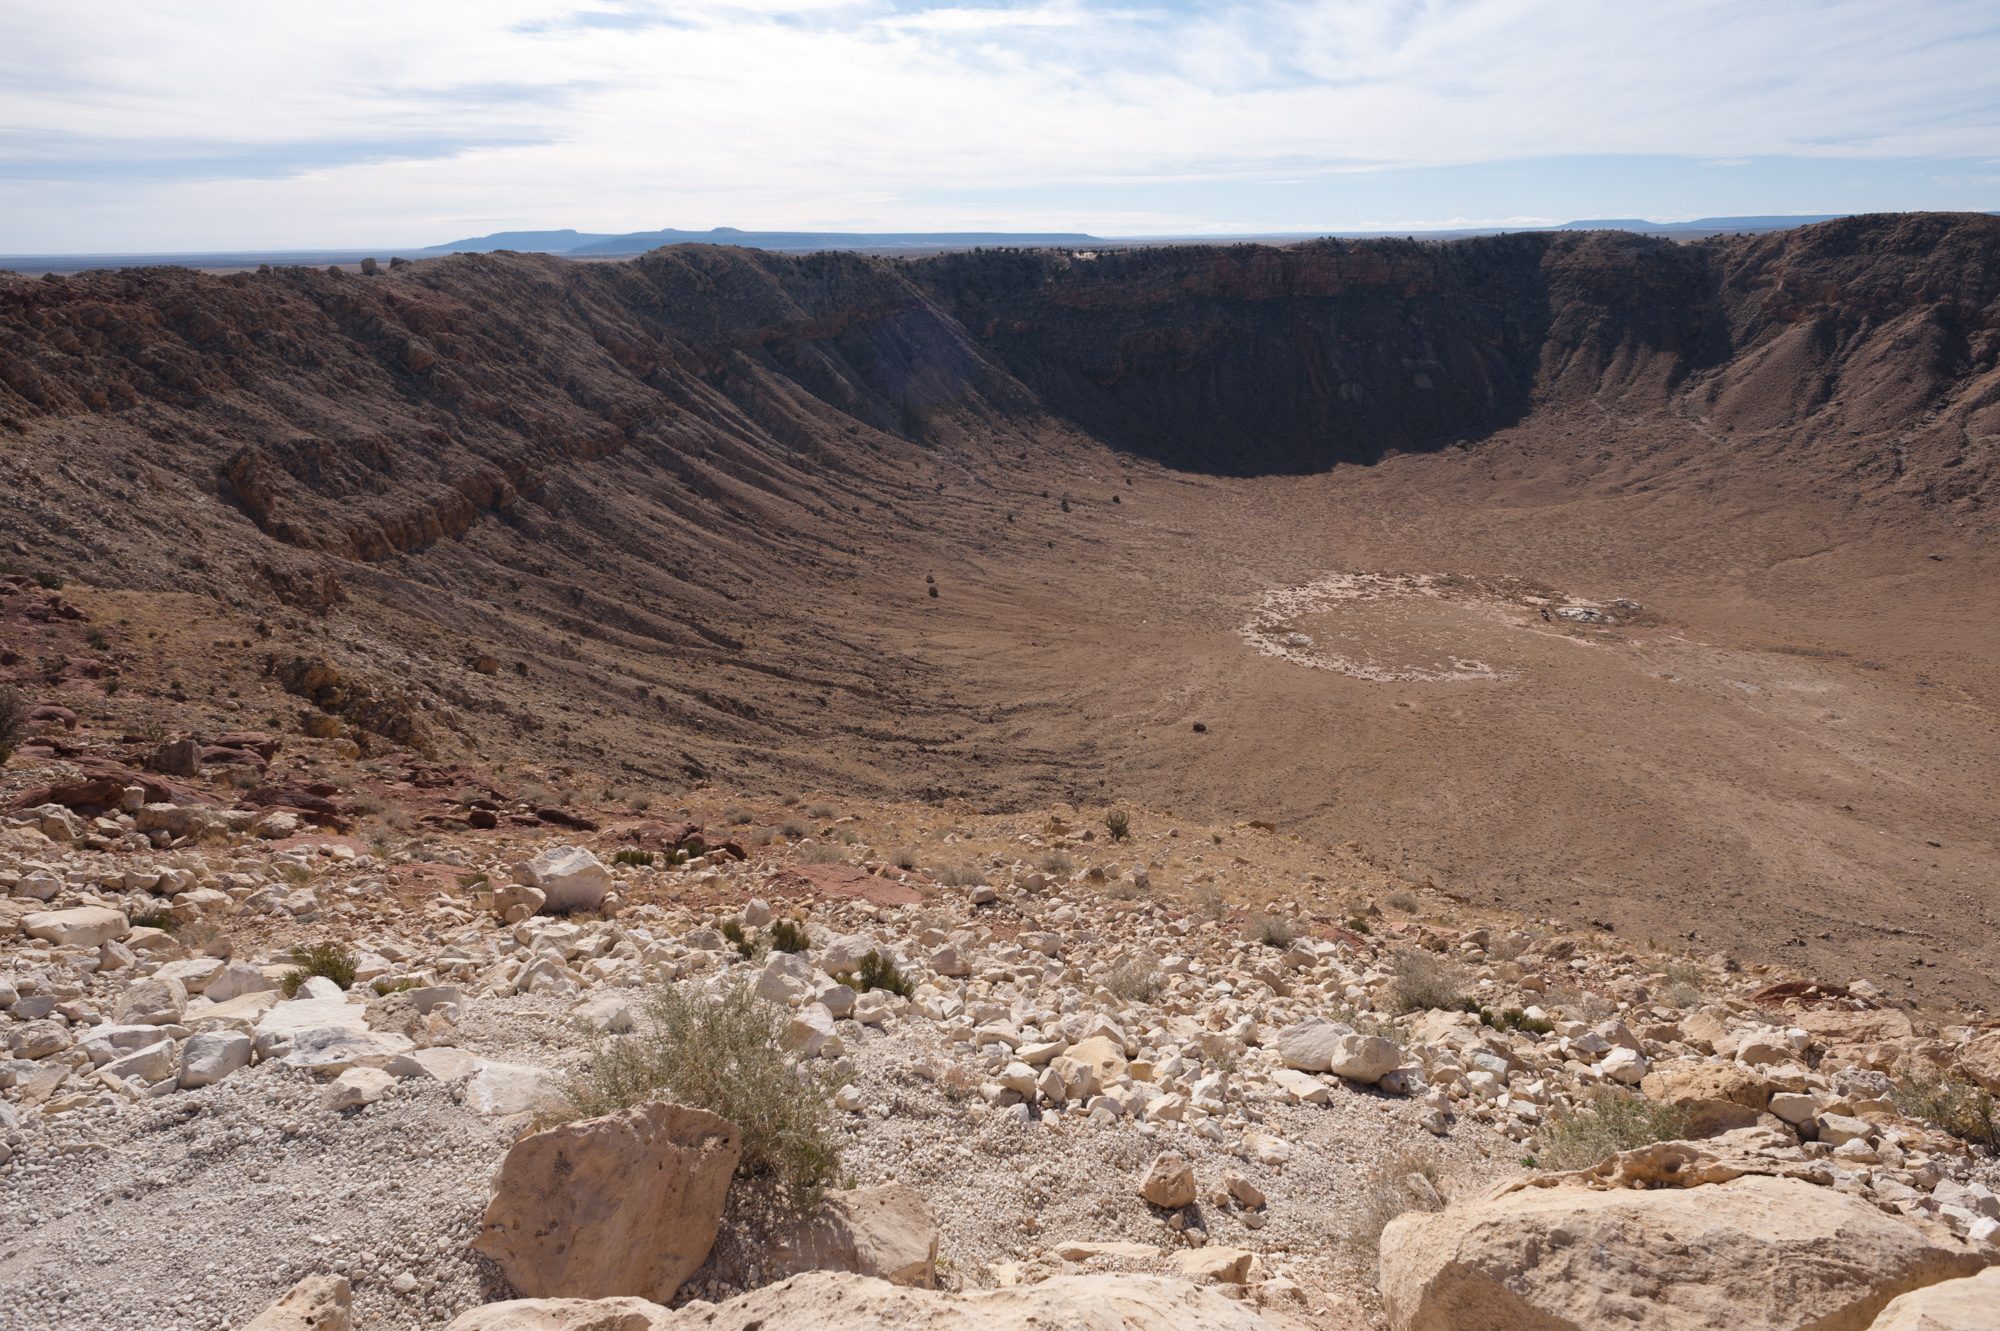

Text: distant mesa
xmin=418 ymin=226 xmax=1106 ymax=257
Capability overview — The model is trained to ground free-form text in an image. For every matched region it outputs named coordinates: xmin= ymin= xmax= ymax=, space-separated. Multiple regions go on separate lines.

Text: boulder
xmin=1140 ymin=1152 xmax=1198 ymax=1209
xmin=1275 ymin=1018 xmax=1352 ymax=1072
xmin=449 ymin=1272 xmax=1288 ymax=1331
xmin=1956 ymin=1029 xmax=2000 ymax=1094
xmin=525 ymin=847 xmax=611 ymax=914
xmin=114 ymin=975 xmax=189 ymax=1026
xmin=1381 ymin=1173 xmax=1987 ymax=1331
xmin=462 ymin=1059 xmax=562 ymax=1117
xmin=767 ymin=1184 xmax=939 ymax=1287
xmin=21 ymin=906 xmax=128 ymax=948
xmin=472 ymin=1101 xmax=741 ymax=1302
xmin=241 ymin=1274 xmax=352 ymax=1331
xmin=181 ymin=1031 xmax=253 ymax=1088
xmin=1326 ymin=1033 xmax=1402 ymax=1084
xmin=322 ymin=1066 xmax=395 ymax=1110
xmin=1639 ymin=1061 xmax=1772 ymax=1135
xmin=1865 ymin=1267 xmax=2000 ymax=1330
xmin=204 ymin=962 xmax=280 ymax=1003
xmin=494 ymin=882 xmax=547 ymax=923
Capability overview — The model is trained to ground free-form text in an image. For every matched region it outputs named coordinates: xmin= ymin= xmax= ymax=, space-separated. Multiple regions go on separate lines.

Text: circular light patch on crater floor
xmin=1240 ymin=572 xmax=1530 ymax=682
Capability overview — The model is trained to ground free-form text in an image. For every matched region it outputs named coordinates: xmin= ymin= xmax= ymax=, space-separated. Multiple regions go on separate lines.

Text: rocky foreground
xmin=2 ymin=732 xmax=1998 ymax=1331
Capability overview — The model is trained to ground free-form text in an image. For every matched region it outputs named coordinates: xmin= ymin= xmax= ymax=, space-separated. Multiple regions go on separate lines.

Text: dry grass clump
xmin=797 ymin=843 xmax=849 ymax=865
xmin=559 ymin=981 xmax=846 ymax=1213
xmin=1536 ymin=1091 xmax=1689 ymax=1170
xmin=1345 ymin=1149 xmax=1450 ymax=1263
xmin=1248 ymin=913 xmax=1301 ymax=948
xmin=931 ymin=863 xmax=988 ymax=888
xmin=1103 ymin=958 xmax=1161 ymax=1003
xmin=1389 ymin=950 xmax=1472 ymax=1013
xmin=1895 ymin=1071 xmax=1996 ymax=1148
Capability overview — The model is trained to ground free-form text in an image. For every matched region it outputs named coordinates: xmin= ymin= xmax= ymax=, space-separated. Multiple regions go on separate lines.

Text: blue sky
xmin=2 ymin=0 xmax=1997 ymax=251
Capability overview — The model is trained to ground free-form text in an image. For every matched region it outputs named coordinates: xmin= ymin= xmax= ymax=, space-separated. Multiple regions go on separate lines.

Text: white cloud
xmin=1 ymin=0 xmax=1996 ymax=248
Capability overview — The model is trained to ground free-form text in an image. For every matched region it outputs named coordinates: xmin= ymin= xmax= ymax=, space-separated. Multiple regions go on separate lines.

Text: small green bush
xmin=559 ymin=981 xmax=846 ymax=1213
xmin=720 ymin=918 xmax=760 ymax=960
xmin=280 ymin=941 xmax=357 ymax=996
xmin=1390 ymin=950 xmax=1471 ymax=1013
xmin=613 ymin=848 xmax=656 ymax=867
xmin=1539 ymin=1091 xmax=1689 ymax=1171
xmin=1895 ymin=1071 xmax=1996 ymax=1148
xmin=857 ymin=950 xmax=914 ymax=998
xmin=768 ymin=919 xmax=811 ymax=955
xmin=1103 ymin=809 xmax=1131 ymax=841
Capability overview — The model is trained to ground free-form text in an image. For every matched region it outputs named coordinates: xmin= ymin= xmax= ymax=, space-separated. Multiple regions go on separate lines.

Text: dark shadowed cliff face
xmin=914 ymin=232 xmax=1730 ymax=474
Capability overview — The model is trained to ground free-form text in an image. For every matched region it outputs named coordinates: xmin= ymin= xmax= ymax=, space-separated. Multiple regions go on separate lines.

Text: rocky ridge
xmin=2 ymin=735 xmax=1996 ymax=1328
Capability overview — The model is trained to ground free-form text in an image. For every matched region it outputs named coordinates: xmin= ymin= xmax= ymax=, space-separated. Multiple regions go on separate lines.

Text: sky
xmin=2 ymin=0 xmax=1998 ymax=252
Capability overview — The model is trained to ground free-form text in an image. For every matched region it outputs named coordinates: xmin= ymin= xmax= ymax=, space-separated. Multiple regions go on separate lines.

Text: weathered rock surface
xmin=449 ymin=1272 xmax=1288 ymax=1331
xmin=240 ymin=1274 xmax=354 ymax=1331
xmin=472 ymin=1101 xmax=741 ymax=1302
xmin=1864 ymin=1267 xmax=2000 ymax=1330
xmin=767 ymin=1184 xmax=939 ymax=1287
xmin=525 ymin=847 xmax=611 ymax=914
xmin=1381 ymin=1173 xmax=1988 ymax=1331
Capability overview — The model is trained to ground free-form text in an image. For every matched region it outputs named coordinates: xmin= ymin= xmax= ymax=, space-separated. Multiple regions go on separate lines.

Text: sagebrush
xmin=559 ymin=981 xmax=846 ymax=1213
xmin=1390 ymin=950 xmax=1472 ymax=1013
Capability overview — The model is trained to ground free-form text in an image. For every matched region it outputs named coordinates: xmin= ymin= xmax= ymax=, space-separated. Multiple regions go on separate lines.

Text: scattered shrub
xmin=1390 ymin=950 xmax=1471 ymax=1013
xmin=1103 ymin=959 xmax=1161 ymax=1002
xmin=723 ymin=805 xmax=754 ymax=825
xmin=1895 ymin=1071 xmax=1996 ymax=1148
xmin=777 ymin=819 xmax=808 ymax=840
xmin=768 ymin=919 xmax=811 ymax=955
xmin=1538 ymin=1091 xmax=1689 ymax=1171
xmin=805 ymin=803 xmax=837 ymax=820
xmin=1038 ymin=850 xmax=1074 ymax=875
xmin=1188 ymin=882 xmax=1228 ymax=920
xmin=1386 ymin=891 xmax=1419 ymax=913
xmin=558 ymin=981 xmax=846 ymax=1213
xmin=798 ymin=843 xmax=848 ymax=865
xmin=1481 ymin=1007 xmax=1555 ymax=1035
xmin=856 ymin=950 xmax=914 ymax=998
xmin=1103 ymin=809 xmax=1131 ymax=841
xmin=0 ymin=685 xmax=24 ymax=763
xmin=371 ymin=977 xmax=421 ymax=996
xmin=931 ymin=863 xmax=987 ymax=888
xmin=1249 ymin=914 xmax=1300 ymax=949
xmin=612 ymin=848 xmax=657 ymax=868
xmin=129 ymin=908 xmax=177 ymax=933
xmin=889 ymin=848 xmax=919 ymax=871
xmin=1345 ymin=1149 xmax=1449 ymax=1263
xmin=719 ymin=918 xmax=761 ymax=960
xmin=280 ymin=942 xmax=357 ymax=996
